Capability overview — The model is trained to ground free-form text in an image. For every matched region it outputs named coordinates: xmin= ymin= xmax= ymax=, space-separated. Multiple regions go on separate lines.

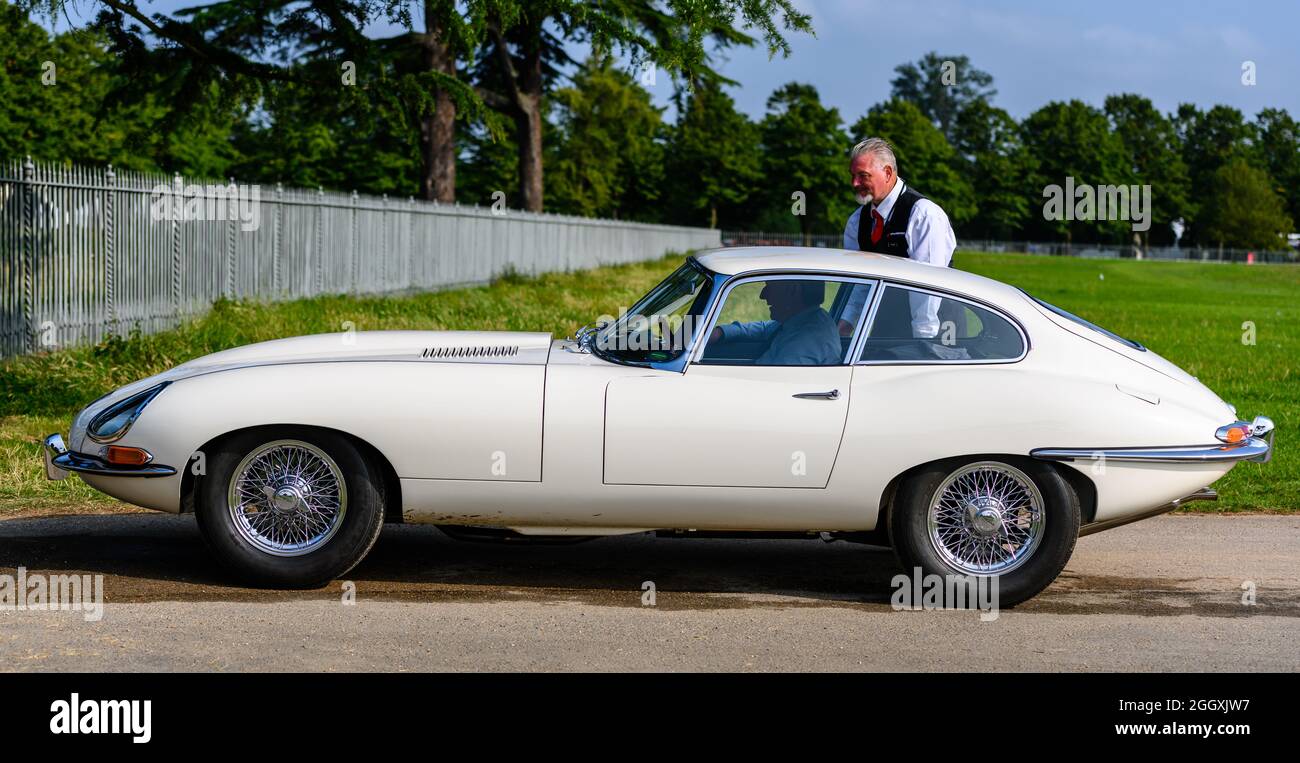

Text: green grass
xmin=1 ymin=250 xmax=1295 ymax=514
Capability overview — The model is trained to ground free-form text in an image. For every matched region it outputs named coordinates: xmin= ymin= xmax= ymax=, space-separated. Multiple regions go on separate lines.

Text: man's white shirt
xmin=841 ymin=178 xmax=956 ymax=337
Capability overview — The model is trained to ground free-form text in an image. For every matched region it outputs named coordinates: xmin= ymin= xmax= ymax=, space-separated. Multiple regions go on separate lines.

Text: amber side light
xmin=1216 ymin=425 xmax=1249 ymax=444
xmin=106 ymin=446 xmax=151 ymax=466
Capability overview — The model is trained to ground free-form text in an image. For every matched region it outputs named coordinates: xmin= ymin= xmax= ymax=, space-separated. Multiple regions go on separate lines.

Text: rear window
xmin=1025 ymin=293 xmax=1146 ymax=352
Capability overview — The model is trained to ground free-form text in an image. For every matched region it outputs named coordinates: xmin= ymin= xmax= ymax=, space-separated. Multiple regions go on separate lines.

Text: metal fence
xmin=0 ymin=158 xmax=721 ymax=358
xmin=721 ymin=231 xmax=1300 ymax=264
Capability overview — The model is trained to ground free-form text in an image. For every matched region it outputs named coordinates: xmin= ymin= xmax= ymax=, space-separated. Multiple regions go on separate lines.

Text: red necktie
xmin=870 ymin=209 xmax=884 ymax=245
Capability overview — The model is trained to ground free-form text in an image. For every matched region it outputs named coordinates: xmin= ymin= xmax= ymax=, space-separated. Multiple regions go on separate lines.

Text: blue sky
xmin=40 ymin=0 xmax=1300 ymax=123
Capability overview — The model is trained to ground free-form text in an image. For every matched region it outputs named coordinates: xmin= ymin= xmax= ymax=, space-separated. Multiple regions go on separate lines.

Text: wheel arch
xmin=180 ymin=424 xmax=403 ymax=523
xmin=876 ymin=453 xmax=1095 ymax=542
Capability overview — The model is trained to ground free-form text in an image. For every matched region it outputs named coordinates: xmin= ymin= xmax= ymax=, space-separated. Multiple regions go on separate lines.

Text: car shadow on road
xmin=6 ymin=513 xmax=1289 ymax=616
xmin=0 ymin=513 xmax=905 ymax=608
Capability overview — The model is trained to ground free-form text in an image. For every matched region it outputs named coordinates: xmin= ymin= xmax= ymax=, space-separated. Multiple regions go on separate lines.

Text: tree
xmin=952 ymin=100 xmax=1035 ymax=240
xmin=21 ymin=0 xmax=487 ymax=200
xmin=852 ymin=98 xmax=976 ymax=230
xmin=664 ymin=80 xmax=761 ymax=229
xmin=1105 ymin=94 xmax=1191 ymax=246
xmin=1253 ymin=108 xmax=1300 ymax=230
xmin=1199 ymin=159 xmax=1293 ymax=250
xmin=0 ymin=5 xmax=240 ymax=175
xmin=228 ymin=75 xmax=422 ymax=196
xmin=890 ymin=52 xmax=996 ymax=143
xmin=30 ymin=0 xmax=811 ymax=211
xmin=758 ymin=83 xmax=851 ymax=243
xmin=546 ymin=54 xmax=666 ymax=220
xmin=1020 ymin=100 xmax=1133 ymax=244
xmin=473 ymin=0 xmax=814 ymax=212
xmin=1173 ymin=104 xmax=1257 ymax=244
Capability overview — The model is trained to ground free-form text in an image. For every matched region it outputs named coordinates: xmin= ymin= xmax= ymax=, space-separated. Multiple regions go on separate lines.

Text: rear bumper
xmin=43 ymin=433 xmax=177 ymax=480
xmin=1031 ymin=437 xmax=1270 ymax=464
xmin=1032 ymin=415 xmax=1275 ymax=465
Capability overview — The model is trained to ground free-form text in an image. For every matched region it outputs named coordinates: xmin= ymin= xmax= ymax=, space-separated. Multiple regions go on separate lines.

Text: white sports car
xmin=44 ymin=248 xmax=1274 ymax=604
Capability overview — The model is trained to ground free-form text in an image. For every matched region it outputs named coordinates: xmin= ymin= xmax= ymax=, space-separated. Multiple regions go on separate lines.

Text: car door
xmin=603 ymin=275 xmax=875 ymax=488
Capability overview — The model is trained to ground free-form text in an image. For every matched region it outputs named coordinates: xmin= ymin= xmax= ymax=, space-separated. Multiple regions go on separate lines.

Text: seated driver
xmin=706 ymin=280 xmax=842 ymax=366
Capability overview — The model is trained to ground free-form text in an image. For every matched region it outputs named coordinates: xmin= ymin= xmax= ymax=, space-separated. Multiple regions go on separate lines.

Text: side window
xmin=859 ymin=285 xmax=1024 ymax=362
xmin=699 ymin=279 xmax=873 ymax=367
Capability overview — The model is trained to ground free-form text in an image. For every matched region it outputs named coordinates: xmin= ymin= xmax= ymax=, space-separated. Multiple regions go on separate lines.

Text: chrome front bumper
xmin=1032 ymin=415 xmax=1275 ymax=465
xmin=43 ymin=433 xmax=177 ymax=480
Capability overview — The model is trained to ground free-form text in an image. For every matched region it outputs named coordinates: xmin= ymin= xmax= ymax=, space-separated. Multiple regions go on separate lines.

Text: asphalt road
xmin=0 ymin=513 xmax=1296 ymax=671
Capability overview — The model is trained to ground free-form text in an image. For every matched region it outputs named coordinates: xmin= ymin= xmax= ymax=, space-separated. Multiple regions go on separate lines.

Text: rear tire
xmin=196 ymin=427 xmax=385 ymax=588
xmin=890 ymin=457 xmax=1079 ymax=607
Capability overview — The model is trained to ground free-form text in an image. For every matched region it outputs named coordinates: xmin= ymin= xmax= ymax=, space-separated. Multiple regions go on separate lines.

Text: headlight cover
xmin=87 ymin=382 xmax=170 ymax=443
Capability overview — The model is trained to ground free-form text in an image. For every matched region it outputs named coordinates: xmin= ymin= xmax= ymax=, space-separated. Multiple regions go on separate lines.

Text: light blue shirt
xmin=715 ymin=306 xmax=842 ymax=366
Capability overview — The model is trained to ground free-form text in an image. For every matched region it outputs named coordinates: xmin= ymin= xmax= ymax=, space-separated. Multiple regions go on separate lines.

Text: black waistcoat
xmin=856 ymin=185 xmax=926 ymax=257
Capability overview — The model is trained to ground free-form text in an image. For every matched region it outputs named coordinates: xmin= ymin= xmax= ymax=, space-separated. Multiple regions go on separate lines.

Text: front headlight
xmin=87 ymin=382 xmax=170 ymax=443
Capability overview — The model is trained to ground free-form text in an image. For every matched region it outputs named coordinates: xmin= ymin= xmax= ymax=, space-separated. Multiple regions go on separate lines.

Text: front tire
xmin=196 ymin=427 xmax=385 ymax=588
xmin=890 ymin=457 xmax=1080 ymax=606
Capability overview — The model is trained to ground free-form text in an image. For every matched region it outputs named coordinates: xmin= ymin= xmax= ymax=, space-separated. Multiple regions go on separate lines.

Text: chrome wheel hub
xmin=928 ymin=461 xmax=1045 ymax=575
xmin=228 ymin=440 xmax=347 ymax=557
xmin=967 ymin=497 xmax=1004 ymax=537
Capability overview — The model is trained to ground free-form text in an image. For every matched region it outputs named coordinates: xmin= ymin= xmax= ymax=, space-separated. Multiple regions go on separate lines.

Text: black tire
xmin=889 ymin=456 xmax=1080 ymax=607
xmin=195 ymin=426 xmax=386 ymax=588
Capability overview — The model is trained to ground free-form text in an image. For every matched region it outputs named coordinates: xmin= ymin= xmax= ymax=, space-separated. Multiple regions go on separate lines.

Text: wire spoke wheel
xmin=927 ymin=461 xmax=1045 ymax=575
xmin=228 ymin=439 xmax=348 ymax=557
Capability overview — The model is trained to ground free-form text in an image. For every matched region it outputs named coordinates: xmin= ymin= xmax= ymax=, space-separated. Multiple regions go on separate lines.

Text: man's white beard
xmin=855 ymin=192 xmax=873 ymax=205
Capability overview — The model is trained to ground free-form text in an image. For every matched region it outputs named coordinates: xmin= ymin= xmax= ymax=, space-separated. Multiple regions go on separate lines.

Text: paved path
xmin=1 ymin=513 xmax=1296 ymax=671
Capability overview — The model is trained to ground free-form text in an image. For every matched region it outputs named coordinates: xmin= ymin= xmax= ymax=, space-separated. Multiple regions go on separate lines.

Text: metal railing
xmin=0 ymin=158 xmax=720 ymax=357
xmin=721 ymin=230 xmax=1299 ymax=264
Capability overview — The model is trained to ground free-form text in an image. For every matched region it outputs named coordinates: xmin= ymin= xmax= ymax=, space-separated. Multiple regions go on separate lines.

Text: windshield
xmin=594 ymin=261 xmax=713 ymax=365
xmin=1025 ymin=292 xmax=1146 ymax=352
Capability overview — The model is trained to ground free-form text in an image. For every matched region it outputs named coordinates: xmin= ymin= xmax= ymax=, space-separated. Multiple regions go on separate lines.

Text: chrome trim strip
xmin=1031 ymin=436 xmax=1271 ymax=464
xmin=847 ymin=279 xmax=885 ymax=362
xmin=1079 ymin=487 xmax=1218 ymax=537
xmin=86 ymin=381 xmax=170 ymax=444
xmin=44 ymin=433 xmax=176 ymax=479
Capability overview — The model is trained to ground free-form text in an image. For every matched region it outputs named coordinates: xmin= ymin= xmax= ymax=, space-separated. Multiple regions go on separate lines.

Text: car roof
xmin=692 ymin=246 xmax=1028 ymax=311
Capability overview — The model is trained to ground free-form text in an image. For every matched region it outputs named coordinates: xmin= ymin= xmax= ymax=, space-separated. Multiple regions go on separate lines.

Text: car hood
xmin=170 ymin=330 xmax=554 ymax=374
xmin=68 ymin=331 xmax=554 ymax=449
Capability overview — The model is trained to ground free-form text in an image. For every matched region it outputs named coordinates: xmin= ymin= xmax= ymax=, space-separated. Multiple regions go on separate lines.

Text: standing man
xmin=839 ymin=137 xmax=956 ymax=337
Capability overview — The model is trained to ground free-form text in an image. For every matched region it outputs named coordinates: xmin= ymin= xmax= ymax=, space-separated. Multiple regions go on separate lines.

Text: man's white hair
xmin=850 ymin=137 xmax=897 ymax=171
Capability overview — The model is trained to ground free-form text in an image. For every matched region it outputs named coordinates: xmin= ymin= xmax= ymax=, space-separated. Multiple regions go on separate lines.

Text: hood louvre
xmin=420 ymin=344 xmax=520 ymax=360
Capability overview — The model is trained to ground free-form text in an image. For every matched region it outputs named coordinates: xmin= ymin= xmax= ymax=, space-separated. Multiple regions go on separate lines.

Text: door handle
xmin=792 ymin=389 xmax=839 ymax=400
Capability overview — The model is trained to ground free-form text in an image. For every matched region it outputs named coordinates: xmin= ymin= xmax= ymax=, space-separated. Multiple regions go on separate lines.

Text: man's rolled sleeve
xmin=906 ymin=200 xmax=956 ymax=267
xmin=842 ymin=207 xmax=862 ymax=251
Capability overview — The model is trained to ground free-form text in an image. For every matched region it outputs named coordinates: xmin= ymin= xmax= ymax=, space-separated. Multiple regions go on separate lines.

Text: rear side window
xmin=859 ymin=285 xmax=1025 ymax=362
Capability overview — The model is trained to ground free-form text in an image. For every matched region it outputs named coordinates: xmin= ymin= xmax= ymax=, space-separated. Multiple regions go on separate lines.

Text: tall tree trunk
xmin=485 ymin=16 xmax=545 ymax=212
xmin=516 ymin=95 xmax=544 ymax=212
xmin=419 ymin=2 xmax=456 ymax=202
xmin=515 ymin=22 xmax=544 ymax=212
